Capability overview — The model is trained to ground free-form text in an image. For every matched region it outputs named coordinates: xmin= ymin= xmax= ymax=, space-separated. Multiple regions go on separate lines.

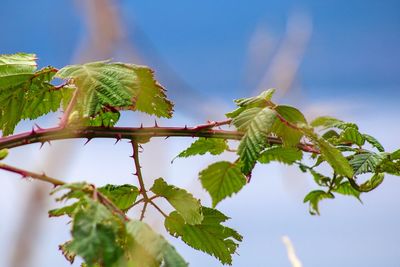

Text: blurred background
xmin=0 ymin=0 xmax=399 ymax=266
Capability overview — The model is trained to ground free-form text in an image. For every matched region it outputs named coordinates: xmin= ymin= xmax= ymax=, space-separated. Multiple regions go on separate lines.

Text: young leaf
xmin=391 ymin=149 xmax=400 ymax=160
xmin=125 ymin=220 xmax=188 ymax=267
xmin=59 ymin=241 xmax=76 ymax=264
xmin=56 ymin=61 xmax=173 ymax=122
xmin=363 ymin=134 xmax=385 ymax=152
xmin=49 ymin=202 xmax=80 ymax=218
xmin=233 ymin=107 xmax=277 ymax=174
xmin=226 ymin=89 xmax=275 ymax=119
xmin=303 ymin=190 xmax=334 ymax=215
xmin=199 ymin=161 xmax=246 ymax=207
xmin=175 ymin=138 xmax=228 ymax=159
xmin=338 ymin=127 xmax=365 ymax=146
xmin=308 ymin=133 xmax=354 ymax=178
xmin=165 ymin=207 xmax=242 ymax=265
xmin=349 ymin=152 xmax=385 ymax=175
xmin=333 ymin=181 xmax=361 ymax=201
xmin=88 ymin=111 xmax=120 ymax=127
xmin=258 ymin=146 xmax=302 ymax=165
xmin=66 ymin=197 xmax=124 ymax=266
xmin=358 ymin=173 xmax=384 ymax=192
xmin=150 ymin=178 xmax=203 ymax=225
xmin=98 ymin=184 xmax=139 ymax=211
xmin=272 ymin=105 xmax=307 ymax=146
xmin=311 ymin=116 xmax=358 ymax=130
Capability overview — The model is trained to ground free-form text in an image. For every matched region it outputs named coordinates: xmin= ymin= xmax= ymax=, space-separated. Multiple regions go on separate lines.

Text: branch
xmin=0 ymin=125 xmax=319 ymax=154
xmin=0 ymin=163 xmax=65 ymax=186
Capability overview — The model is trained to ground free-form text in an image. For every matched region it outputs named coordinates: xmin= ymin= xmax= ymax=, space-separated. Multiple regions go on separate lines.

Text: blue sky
xmin=0 ymin=1 xmax=399 ymax=267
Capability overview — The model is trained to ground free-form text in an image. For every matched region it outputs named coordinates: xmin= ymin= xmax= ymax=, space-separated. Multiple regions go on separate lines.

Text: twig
xmin=0 ymin=163 xmax=65 ymax=186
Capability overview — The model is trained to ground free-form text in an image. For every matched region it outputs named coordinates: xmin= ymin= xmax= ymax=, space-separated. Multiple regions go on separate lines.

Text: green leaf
xmin=176 ymin=138 xmax=228 ymax=159
xmin=125 ymin=220 xmax=188 ymax=267
xmin=0 ymin=149 xmax=8 ymax=160
xmin=359 ymin=173 xmax=384 ymax=192
xmin=311 ymin=116 xmax=358 ymax=130
xmin=150 ymin=178 xmax=203 ymax=225
xmin=338 ymin=127 xmax=365 ymax=146
xmin=303 ymin=190 xmax=334 ymax=215
xmin=233 ymin=107 xmax=277 ymax=174
xmin=98 ymin=184 xmax=139 ymax=211
xmin=258 ymin=146 xmax=302 ymax=165
xmin=88 ymin=111 xmax=120 ymax=127
xmin=391 ymin=149 xmax=400 ymax=160
xmin=0 ymin=53 xmax=37 ymax=87
xmin=59 ymin=241 xmax=76 ymax=264
xmin=199 ymin=161 xmax=246 ymax=207
xmin=272 ymin=105 xmax=307 ymax=146
xmin=308 ymin=169 xmax=331 ymax=187
xmin=56 ymin=61 xmax=173 ymax=122
xmin=363 ymin=134 xmax=385 ymax=152
xmin=226 ymin=89 xmax=275 ymax=119
xmin=67 ymin=197 xmax=123 ymax=266
xmin=49 ymin=202 xmax=80 ymax=218
xmin=0 ymin=54 xmax=67 ymax=135
xmin=349 ymin=152 xmax=385 ymax=175
xmin=165 ymin=207 xmax=242 ymax=265
xmin=314 ymin=136 xmax=354 ymax=178
xmin=334 ymin=181 xmax=361 ymax=201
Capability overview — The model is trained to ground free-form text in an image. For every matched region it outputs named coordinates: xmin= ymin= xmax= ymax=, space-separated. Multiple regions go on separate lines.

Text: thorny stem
xmin=0 ymin=163 xmax=65 ymax=186
xmin=0 ymin=125 xmax=320 ymax=154
xmin=132 ymin=141 xmax=154 ymax=220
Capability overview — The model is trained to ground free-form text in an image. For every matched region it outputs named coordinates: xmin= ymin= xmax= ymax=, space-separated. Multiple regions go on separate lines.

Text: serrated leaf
xmin=349 ymin=152 xmax=385 ymax=175
xmin=199 ymin=161 xmax=246 ymax=207
xmin=0 ymin=54 xmax=67 ymax=135
xmin=258 ymin=146 xmax=302 ymax=165
xmin=311 ymin=116 xmax=358 ymax=130
xmin=272 ymin=105 xmax=307 ymax=146
xmin=303 ymin=190 xmax=334 ymax=215
xmin=0 ymin=53 xmax=37 ymax=87
xmin=49 ymin=202 xmax=80 ymax=218
xmin=363 ymin=134 xmax=385 ymax=152
xmin=322 ymin=129 xmax=340 ymax=140
xmin=338 ymin=127 xmax=365 ymax=146
xmin=226 ymin=89 xmax=275 ymax=119
xmin=308 ymin=169 xmax=331 ymax=187
xmin=125 ymin=220 xmax=188 ymax=267
xmin=233 ymin=107 xmax=277 ymax=174
xmin=98 ymin=184 xmax=139 ymax=211
xmin=59 ymin=241 xmax=76 ymax=264
xmin=56 ymin=61 xmax=173 ymax=125
xmin=334 ymin=181 xmax=361 ymax=201
xmin=312 ymin=135 xmax=354 ymax=178
xmin=67 ymin=197 xmax=123 ymax=266
xmin=150 ymin=178 xmax=203 ymax=225
xmin=165 ymin=207 xmax=242 ymax=265
xmin=176 ymin=138 xmax=228 ymax=159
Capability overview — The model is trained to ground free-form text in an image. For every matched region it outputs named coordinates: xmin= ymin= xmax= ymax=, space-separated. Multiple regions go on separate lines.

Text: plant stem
xmin=0 ymin=125 xmax=320 ymax=154
xmin=0 ymin=163 xmax=65 ymax=186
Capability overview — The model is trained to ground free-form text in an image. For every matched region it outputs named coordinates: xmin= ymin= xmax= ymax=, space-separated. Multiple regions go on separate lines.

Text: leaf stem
xmin=59 ymin=87 xmax=79 ymax=128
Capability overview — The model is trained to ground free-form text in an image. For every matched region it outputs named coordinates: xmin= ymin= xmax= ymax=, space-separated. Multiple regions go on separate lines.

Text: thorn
xmin=246 ymin=173 xmax=252 ymax=183
xmin=84 ymin=138 xmax=92 ymax=146
xmin=47 ymin=140 xmax=52 ymax=146
xmin=34 ymin=123 xmax=44 ymax=131
xmin=30 ymin=127 xmax=36 ymax=135
xmin=184 ymin=125 xmax=188 ymax=129
xmin=140 ymin=123 xmax=143 ymax=128
xmin=129 ymin=154 xmax=134 ymax=158
xmin=40 ymin=142 xmax=45 ymax=149
xmin=164 ymin=136 xmax=170 ymax=140
xmin=114 ymin=134 xmax=122 ymax=145
xmin=154 ymin=120 xmax=158 ymax=127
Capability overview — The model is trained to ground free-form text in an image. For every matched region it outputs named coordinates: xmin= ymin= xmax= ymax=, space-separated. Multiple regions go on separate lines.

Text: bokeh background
xmin=0 ymin=0 xmax=399 ymax=266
